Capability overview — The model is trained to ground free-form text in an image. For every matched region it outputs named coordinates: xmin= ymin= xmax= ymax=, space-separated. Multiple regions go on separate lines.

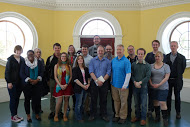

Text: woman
xmin=72 ymin=55 xmax=90 ymax=122
xmin=149 ymin=51 xmax=170 ymax=126
xmin=53 ymin=52 xmax=73 ymax=122
xmin=20 ymin=50 xmax=43 ymax=122
xmin=34 ymin=48 xmax=49 ymax=113
xmin=5 ymin=45 xmax=25 ymax=122
xmin=68 ymin=45 xmax=76 ymax=110
xmin=68 ymin=45 xmax=76 ymax=67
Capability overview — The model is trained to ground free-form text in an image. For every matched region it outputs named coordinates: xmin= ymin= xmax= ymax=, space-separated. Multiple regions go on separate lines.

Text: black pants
xmin=167 ymin=79 xmax=181 ymax=113
xmin=7 ymin=83 xmax=23 ymax=117
xmin=23 ymin=83 xmax=41 ymax=115
xmin=90 ymin=80 xmax=108 ymax=117
xmin=108 ymin=77 xmax=115 ymax=115
xmin=127 ymin=81 xmax=133 ymax=116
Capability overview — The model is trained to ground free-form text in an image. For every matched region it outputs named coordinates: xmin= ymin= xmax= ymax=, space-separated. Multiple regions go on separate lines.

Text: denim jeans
xmin=7 ymin=83 xmax=23 ymax=116
xmin=133 ymin=86 xmax=148 ymax=120
xmin=75 ymin=89 xmax=87 ymax=120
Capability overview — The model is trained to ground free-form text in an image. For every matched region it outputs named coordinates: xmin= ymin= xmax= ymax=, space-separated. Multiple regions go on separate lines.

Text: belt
xmin=169 ymin=78 xmax=176 ymax=80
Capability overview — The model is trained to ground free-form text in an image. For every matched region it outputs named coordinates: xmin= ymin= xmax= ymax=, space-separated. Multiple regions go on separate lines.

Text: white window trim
xmin=157 ymin=12 xmax=190 ymax=68
xmin=73 ymin=11 xmax=122 ymax=55
xmin=0 ymin=11 xmax=38 ymax=66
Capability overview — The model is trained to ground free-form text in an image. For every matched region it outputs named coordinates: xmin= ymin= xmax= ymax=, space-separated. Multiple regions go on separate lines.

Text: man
xmin=89 ymin=35 xmax=101 ymax=57
xmin=127 ymin=45 xmax=137 ymax=118
xmin=111 ymin=44 xmax=131 ymax=124
xmin=166 ymin=41 xmax=186 ymax=119
xmin=73 ymin=44 xmax=93 ymax=68
xmin=45 ymin=43 xmax=63 ymax=119
xmin=88 ymin=45 xmax=111 ymax=122
xmin=104 ymin=44 xmax=115 ymax=115
xmin=104 ymin=45 xmax=115 ymax=61
xmin=131 ymin=48 xmax=151 ymax=126
xmin=145 ymin=40 xmax=166 ymax=117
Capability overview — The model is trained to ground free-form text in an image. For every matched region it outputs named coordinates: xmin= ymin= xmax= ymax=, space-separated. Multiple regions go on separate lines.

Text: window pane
xmin=81 ymin=19 xmax=114 ymax=35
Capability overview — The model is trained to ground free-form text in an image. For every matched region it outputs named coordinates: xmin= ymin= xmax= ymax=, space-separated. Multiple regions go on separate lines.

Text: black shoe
xmin=176 ymin=113 xmax=181 ymax=119
xmin=88 ymin=116 xmax=95 ymax=121
xmin=48 ymin=112 xmax=55 ymax=119
xmin=36 ymin=117 xmax=41 ymax=121
xmin=40 ymin=110 xmax=43 ymax=113
xmin=112 ymin=117 xmax=120 ymax=122
xmin=58 ymin=112 xmax=64 ymax=118
xmin=147 ymin=111 xmax=152 ymax=118
xmin=163 ymin=119 xmax=168 ymax=126
xmin=102 ymin=116 xmax=110 ymax=122
xmin=27 ymin=118 xmax=32 ymax=123
xmin=118 ymin=119 xmax=126 ymax=124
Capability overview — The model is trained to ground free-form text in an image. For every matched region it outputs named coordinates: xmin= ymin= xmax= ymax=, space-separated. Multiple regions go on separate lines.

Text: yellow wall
xmin=0 ymin=2 xmax=190 ymax=79
xmin=140 ymin=3 xmax=190 ymax=79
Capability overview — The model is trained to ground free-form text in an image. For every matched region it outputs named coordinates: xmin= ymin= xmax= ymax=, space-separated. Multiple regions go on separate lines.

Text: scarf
xmin=56 ymin=64 xmax=70 ymax=93
xmin=25 ymin=57 xmax=38 ymax=69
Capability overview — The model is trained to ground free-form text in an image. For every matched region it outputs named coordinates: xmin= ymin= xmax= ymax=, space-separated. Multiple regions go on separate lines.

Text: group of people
xmin=5 ymin=35 xmax=186 ymax=126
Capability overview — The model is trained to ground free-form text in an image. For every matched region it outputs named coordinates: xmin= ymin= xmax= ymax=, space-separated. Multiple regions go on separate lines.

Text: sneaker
xmin=48 ymin=112 xmax=55 ymax=119
xmin=16 ymin=115 xmax=24 ymax=121
xmin=11 ymin=115 xmax=21 ymax=123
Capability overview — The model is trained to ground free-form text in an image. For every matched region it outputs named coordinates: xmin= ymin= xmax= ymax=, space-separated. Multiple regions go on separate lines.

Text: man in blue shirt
xmin=111 ymin=44 xmax=131 ymax=124
xmin=88 ymin=45 xmax=111 ymax=122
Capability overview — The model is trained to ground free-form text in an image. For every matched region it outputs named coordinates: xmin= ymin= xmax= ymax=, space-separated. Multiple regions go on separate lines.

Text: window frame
xmin=0 ymin=12 xmax=38 ymax=66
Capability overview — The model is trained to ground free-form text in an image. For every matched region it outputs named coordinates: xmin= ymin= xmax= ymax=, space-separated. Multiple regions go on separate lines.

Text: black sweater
xmin=72 ymin=67 xmax=90 ymax=94
xmin=5 ymin=55 xmax=24 ymax=84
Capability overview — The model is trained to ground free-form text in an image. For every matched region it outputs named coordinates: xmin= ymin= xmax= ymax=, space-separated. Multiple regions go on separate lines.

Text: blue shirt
xmin=111 ymin=55 xmax=131 ymax=88
xmin=89 ymin=56 xmax=111 ymax=78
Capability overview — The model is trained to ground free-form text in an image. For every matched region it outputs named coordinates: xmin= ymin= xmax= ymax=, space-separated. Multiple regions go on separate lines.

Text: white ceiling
xmin=0 ymin=0 xmax=190 ymax=10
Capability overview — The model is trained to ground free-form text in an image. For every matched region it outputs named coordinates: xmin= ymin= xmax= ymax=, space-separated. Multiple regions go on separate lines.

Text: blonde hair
xmin=155 ymin=51 xmax=164 ymax=62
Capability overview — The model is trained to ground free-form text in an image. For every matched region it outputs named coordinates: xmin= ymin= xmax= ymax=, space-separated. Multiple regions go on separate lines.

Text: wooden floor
xmin=0 ymin=92 xmax=190 ymax=127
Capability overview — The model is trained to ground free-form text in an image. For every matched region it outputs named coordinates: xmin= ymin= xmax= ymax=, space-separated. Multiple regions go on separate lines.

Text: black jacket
xmin=72 ymin=67 xmax=90 ymax=94
xmin=45 ymin=54 xmax=59 ymax=81
xmin=20 ymin=59 xmax=44 ymax=85
xmin=5 ymin=55 xmax=24 ymax=84
xmin=166 ymin=52 xmax=186 ymax=90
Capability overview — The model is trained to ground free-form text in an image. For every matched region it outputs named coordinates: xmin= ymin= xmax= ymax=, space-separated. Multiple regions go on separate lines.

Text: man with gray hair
xmin=111 ymin=44 xmax=131 ymax=124
xmin=166 ymin=41 xmax=186 ymax=119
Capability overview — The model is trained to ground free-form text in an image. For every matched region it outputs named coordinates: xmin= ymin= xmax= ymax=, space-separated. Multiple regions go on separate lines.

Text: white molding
xmin=0 ymin=0 xmax=190 ymax=11
xmin=156 ymin=12 xmax=190 ymax=68
xmin=73 ymin=11 xmax=122 ymax=55
xmin=0 ymin=12 xmax=38 ymax=66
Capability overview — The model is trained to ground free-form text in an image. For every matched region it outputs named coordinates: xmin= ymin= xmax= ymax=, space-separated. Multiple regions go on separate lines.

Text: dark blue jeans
xmin=75 ymin=89 xmax=87 ymax=120
xmin=167 ymin=79 xmax=181 ymax=113
xmin=133 ymin=86 xmax=148 ymax=120
xmin=7 ymin=83 xmax=23 ymax=117
xmin=127 ymin=81 xmax=133 ymax=116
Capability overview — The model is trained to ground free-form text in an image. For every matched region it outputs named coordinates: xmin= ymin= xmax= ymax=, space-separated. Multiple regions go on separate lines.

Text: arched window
xmin=157 ymin=12 xmax=190 ymax=67
xmin=169 ymin=21 xmax=190 ymax=60
xmin=73 ymin=11 xmax=122 ymax=55
xmin=0 ymin=12 xmax=38 ymax=66
xmin=81 ymin=18 xmax=114 ymax=35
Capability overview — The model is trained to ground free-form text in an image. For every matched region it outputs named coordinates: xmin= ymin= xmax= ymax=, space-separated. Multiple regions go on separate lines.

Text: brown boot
xmin=140 ymin=120 xmax=146 ymax=126
xmin=131 ymin=117 xmax=140 ymax=123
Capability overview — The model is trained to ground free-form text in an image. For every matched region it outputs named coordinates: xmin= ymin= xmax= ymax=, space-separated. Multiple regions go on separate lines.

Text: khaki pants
xmin=111 ymin=85 xmax=129 ymax=119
